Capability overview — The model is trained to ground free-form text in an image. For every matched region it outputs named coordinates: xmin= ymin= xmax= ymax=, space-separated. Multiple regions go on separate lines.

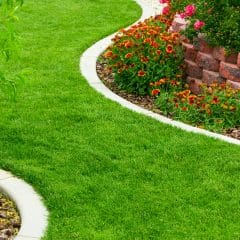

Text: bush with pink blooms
xmin=169 ymin=0 xmax=240 ymax=53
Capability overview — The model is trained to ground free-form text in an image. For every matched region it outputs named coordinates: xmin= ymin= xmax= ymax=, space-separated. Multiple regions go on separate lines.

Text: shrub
xmin=103 ymin=14 xmax=185 ymax=95
xmin=171 ymin=0 xmax=240 ymax=52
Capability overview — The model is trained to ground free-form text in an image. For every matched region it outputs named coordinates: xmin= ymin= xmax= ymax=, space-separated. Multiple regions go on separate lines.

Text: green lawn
xmin=0 ymin=0 xmax=240 ymax=239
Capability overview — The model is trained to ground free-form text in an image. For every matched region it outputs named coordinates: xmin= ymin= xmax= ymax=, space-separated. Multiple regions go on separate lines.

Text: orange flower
xmin=148 ymin=30 xmax=158 ymax=35
xmin=229 ymin=105 xmax=236 ymax=111
xmin=170 ymin=80 xmax=180 ymax=86
xmin=156 ymin=50 xmax=161 ymax=55
xmin=166 ymin=44 xmax=173 ymax=54
xmin=125 ymin=53 xmax=133 ymax=59
xmin=140 ymin=56 xmax=149 ymax=63
xmin=112 ymin=54 xmax=118 ymax=59
xmin=181 ymin=107 xmax=188 ymax=111
xmin=144 ymin=38 xmax=152 ymax=44
xmin=135 ymin=33 xmax=141 ymax=39
xmin=138 ymin=70 xmax=146 ymax=77
xmin=157 ymin=78 xmax=166 ymax=85
xmin=124 ymin=41 xmax=133 ymax=48
xmin=151 ymin=89 xmax=160 ymax=96
xmin=188 ymin=95 xmax=196 ymax=105
xmin=104 ymin=51 xmax=113 ymax=58
xmin=177 ymin=90 xmax=190 ymax=98
xmin=211 ymin=96 xmax=220 ymax=104
xmin=150 ymin=41 xmax=159 ymax=48
xmin=171 ymin=32 xmax=180 ymax=39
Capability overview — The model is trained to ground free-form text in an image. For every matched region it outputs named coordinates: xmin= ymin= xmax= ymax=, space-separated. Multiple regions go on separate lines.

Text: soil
xmin=0 ymin=192 xmax=21 ymax=240
xmin=96 ymin=58 xmax=240 ymax=141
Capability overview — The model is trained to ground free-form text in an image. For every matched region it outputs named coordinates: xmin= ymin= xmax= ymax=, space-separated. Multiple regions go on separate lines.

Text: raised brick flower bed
xmin=172 ymin=17 xmax=240 ymax=94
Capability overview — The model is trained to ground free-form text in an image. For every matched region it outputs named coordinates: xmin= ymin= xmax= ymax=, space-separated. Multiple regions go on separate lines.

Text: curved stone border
xmin=0 ymin=170 xmax=48 ymax=240
xmin=80 ymin=0 xmax=240 ymax=146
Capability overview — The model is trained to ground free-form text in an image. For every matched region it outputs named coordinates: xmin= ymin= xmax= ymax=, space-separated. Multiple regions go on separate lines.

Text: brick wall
xmin=171 ymin=17 xmax=240 ymax=94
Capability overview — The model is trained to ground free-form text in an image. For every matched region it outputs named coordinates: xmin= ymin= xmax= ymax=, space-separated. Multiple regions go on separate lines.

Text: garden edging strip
xmin=0 ymin=170 xmax=48 ymax=240
xmin=80 ymin=0 xmax=240 ymax=146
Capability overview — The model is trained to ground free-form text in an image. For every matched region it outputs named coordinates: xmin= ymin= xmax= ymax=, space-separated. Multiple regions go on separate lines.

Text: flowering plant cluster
xmin=153 ymin=82 xmax=240 ymax=131
xmin=103 ymin=13 xmax=184 ymax=95
xmin=170 ymin=0 xmax=240 ymax=52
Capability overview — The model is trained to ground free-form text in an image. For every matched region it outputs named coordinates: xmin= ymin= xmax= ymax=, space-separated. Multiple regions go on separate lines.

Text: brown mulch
xmin=96 ymin=58 xmax=240 ymax=141
xmin=0 ymin=193 xmax=21 ymax=240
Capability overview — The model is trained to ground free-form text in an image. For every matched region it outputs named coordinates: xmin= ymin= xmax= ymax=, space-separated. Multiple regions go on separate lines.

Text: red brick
xmin=196 ymin=52 xmax=220 ymax=72
xmin=187 ymin=77 xmax=203 ymax=94
xmin=202 ymin=70 xmax=225 ymax=85
xmin=213 ymin=47 xmax=226 ymax=61
xmin=184 ymin=60 xmax=203 ymax=79
xmin=225 ymin=53 xmax=238 ymax=64
xmin=237 ymin=53 xmax=240 ymax=68
xmin=182 ymin=42 xmax=197 ymax=61
xmin=213 ymin=47 xmax=238 ymax=64
xmin=226 ymin=80 xmax=240 ymax=89
xmin=194 ymin=35 xmax=213 ymax=54
xmin=220 ymin=62 xmax=240 ymax=82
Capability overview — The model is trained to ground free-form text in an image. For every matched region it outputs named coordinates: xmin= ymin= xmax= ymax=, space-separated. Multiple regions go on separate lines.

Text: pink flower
xmin=194 ymin=20 xmax=205 ymax=30
xmin=179 ymin=13 xmax=186 ymax=19
xmin=185 ymin=4 xmax=196 ymax=17
xmin=162 ymin=6 xmax=170 ymax=15
xmin=159 ymin=0 xmax=170 ymax=3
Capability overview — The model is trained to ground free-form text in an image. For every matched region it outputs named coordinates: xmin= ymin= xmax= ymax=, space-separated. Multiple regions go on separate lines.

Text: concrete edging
xmin=0 ymin=170 xmax=48 ymax=240
xmin=80 ymin=0 xmax=240 ymax=146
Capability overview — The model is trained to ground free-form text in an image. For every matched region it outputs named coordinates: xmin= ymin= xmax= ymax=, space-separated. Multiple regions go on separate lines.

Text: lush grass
xmin=0 ymin=0 xmax=240 ymax=239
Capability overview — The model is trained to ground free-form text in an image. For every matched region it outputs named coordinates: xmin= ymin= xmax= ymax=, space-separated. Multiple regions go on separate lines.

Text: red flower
xmin=138 ymin=70 xmax=146 ymax=77
xmin=156 ymin=50 xmax=161 ymax=55
xmin=162 ymin=6 xmax=170 ymax=15
xmin=170 ymin=80 xmax=180 ymax=86
xmin=166 ymin=44 xmax=173 ymax=53
xmin=144 ymin=38 xmax=152 ymax=44
xmin=135 ymin=33 xmax=141 ymax=39
xmin=125 ymin=53 xmax=133 ymax=59
xmin=140 ymin=56 xmax=149 ymax=63
xmin=188 ymin=95 xmax=196 ymax=105
xmin=151 ymin=89 xmax=160 ymax=96
xmin=211 ymin=96 xmax=220 ymax=104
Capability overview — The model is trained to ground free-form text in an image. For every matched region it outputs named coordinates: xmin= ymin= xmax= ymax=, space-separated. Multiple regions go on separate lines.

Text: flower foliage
xmin=103 ymin=13 xmax=184 ymax=95
xmin=153 ymin=82 xmax=240 ymax=131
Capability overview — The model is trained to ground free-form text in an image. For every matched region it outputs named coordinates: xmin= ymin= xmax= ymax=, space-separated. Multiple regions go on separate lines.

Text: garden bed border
xmin=80 ymin=0 xmax=240 ymax=146
xmin=0 ymin=170 xmax=48 ymax=240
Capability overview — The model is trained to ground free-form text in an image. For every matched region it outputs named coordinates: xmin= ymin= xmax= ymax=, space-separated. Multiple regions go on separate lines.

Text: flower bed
xmin=100 ymin=0 xmax=240 ymax=136
xmin=172 ymin=18 xmax=240 ymax=94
